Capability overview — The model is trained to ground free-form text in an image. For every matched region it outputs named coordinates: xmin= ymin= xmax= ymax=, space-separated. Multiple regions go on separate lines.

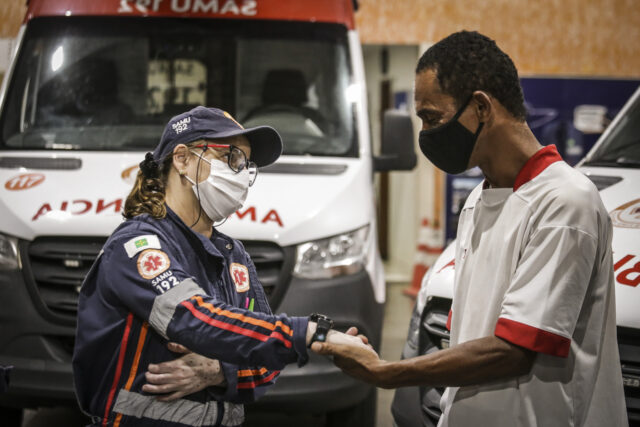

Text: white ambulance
xmin=392 ymin=86 xmax=640 ymax=426
xmin=0 ymin=1 xmax=416 ymax=425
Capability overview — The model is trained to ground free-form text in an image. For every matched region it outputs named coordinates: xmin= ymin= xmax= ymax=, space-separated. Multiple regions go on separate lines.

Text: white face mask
xmin=185 ymin=154 xmax=251 ymax=223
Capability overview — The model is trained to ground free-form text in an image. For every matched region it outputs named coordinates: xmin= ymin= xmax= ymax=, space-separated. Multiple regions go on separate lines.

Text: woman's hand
xmin=142 ymin=342 xmax=226 ymax=402
xmin=326 ymin=327 xmax=377 ymax=354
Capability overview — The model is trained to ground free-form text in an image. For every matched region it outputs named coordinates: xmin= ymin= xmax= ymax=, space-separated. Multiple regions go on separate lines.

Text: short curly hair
xmin=416 ymin=31 xmax=527 ymax=121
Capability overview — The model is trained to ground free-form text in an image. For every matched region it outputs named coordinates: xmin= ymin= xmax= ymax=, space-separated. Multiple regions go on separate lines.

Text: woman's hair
xmin=123 ymin=152 xmax=175 ymax=219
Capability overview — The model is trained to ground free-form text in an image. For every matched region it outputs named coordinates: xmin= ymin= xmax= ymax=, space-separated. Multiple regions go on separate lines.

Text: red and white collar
xmin=513 ymin=145 xmax=563 ymax=191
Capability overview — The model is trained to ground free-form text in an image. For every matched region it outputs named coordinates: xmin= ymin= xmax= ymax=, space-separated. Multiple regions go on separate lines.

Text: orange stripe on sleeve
xmin=114 ymin=322 xmax=149 ymax=427
xmin=237 ymin=370 xmax=280 ymax=389
xmin=238 ymin=367 xmax=268 ymax=378
xmin=192 ymin=296 xmax=293 ymax=336
xmin=102 ymin=313 xmax=133 ymax=427
xmin=124 ymin=322 xmax=149 ymax=390
xmin=181 ymin=300 xmax=292 ymax=348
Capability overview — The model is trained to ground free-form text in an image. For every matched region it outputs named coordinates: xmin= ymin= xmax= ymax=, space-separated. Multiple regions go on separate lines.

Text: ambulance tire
xmin=0 ymin=407 xmax=22 ymax=426
xmin=326 ymin=387 xmax=376 ymax=427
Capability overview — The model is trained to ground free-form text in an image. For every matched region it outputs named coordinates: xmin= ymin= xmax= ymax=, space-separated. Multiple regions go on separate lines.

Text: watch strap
xmin=309 ymin=313 xmax=333 ymax=347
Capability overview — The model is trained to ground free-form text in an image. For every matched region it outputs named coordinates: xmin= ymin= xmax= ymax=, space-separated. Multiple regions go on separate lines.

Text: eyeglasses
xmin=194 ymin=143 xmax=258 ymax=186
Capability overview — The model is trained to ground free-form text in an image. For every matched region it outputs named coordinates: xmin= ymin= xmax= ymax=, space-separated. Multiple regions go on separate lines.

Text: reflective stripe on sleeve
xmin=149 ymin=278 xmax=205 ymax=339
xmin=112 ymin=389 xmax=244 ymax=426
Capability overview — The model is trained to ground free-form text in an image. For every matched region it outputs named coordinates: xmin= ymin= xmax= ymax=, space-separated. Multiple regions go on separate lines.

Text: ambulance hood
xmin=0 ymin=152 xmax=372 ymax=247
xmin=416 ymin=242 xmax=456 ymax=315
xmin=580 ymin=166 xmax=640 ymax=329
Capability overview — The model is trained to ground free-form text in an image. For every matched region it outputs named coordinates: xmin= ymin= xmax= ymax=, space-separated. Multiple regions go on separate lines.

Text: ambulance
xmin=392 ymin=86 xmax=640 ymax=426
xmin=0 ymin=0 xmax=416 ymax=424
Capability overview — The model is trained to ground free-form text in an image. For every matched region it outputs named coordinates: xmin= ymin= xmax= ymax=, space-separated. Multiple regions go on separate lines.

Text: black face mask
xmin=418 ymin=96 xmax=484 ymax=174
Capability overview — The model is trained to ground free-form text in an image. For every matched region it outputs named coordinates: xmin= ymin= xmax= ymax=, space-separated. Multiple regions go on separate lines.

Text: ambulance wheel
xmin=326 ymin=387 xmax=376 ymax=427
xmin=0 ymin=407 xmax=22 ymax=427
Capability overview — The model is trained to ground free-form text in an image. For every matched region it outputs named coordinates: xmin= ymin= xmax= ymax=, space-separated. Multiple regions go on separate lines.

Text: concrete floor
xmin=21 ymin=282 xmax=415 ymax=427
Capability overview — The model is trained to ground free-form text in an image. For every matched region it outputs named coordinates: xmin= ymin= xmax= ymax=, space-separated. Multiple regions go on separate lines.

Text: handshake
xmin=305 ymin=321 xmax=376 ymax=353
xmin=306 ymin=323 xmax=386 ymax=386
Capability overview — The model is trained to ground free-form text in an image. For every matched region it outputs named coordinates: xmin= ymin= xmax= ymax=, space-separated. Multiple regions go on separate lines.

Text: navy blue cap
xmin=152 ymin=106 xmax=283 ymax=167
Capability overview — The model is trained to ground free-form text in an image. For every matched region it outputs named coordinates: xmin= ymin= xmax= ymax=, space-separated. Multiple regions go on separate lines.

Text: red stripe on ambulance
xmin=31 ymin=199 xmax=284 ymax=226
xmin=614 ymin=254 xmax=640 ymax=287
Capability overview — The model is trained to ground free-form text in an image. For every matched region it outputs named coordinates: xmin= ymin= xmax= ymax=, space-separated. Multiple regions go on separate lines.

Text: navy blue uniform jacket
xmin=72 ymin=207 xmax=309 ymax=426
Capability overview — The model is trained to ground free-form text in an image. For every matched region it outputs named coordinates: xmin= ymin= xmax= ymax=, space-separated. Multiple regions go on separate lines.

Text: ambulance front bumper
xmin=0 ymin=268 xmax=77 ymax=408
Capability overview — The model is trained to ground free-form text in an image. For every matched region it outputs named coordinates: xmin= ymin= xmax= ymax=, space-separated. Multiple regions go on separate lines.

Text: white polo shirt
xmin=439 ymin=145 xmax=627 ymax=427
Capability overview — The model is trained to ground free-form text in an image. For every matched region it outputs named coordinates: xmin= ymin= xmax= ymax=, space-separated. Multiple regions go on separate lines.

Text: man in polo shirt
xmin=312 ymin=31 xmax=627 ymax=426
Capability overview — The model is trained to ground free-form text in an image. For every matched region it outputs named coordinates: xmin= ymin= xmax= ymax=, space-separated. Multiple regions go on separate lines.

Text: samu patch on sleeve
xmin=230 ymin=263 xmax=250 ymax=293
xmin=137 ymin=249 xmax=171 ymax=280
xmin=124 ymin=235 xmax=161 ymax=258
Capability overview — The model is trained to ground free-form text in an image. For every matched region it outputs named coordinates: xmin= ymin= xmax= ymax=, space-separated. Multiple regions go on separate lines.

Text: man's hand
xmin=311 ymin=326 xmax=387 ymax=387
xmin=142 ymin=342 xmax=226 ymax=401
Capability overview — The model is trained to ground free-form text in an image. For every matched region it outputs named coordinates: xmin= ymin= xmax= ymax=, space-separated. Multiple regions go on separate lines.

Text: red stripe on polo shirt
xmin=495 ymin=317 xmax=570 ymax=357
xmin=446 ymin=310 xmax=452 ymax=331
xmin=513 ymin=145 xmax=563 ymax=191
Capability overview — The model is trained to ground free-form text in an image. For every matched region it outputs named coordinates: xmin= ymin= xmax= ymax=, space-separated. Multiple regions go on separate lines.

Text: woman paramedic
xmin=72 ymin=106 xmax=370 ymax=427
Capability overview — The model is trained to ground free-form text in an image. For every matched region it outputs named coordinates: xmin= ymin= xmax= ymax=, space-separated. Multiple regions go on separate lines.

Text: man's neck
xmin=477 ymin=122 xmax=541 ymax=189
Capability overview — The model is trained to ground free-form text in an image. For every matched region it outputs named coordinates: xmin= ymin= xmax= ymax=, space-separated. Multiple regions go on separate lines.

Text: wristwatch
xmin=309 ymin=313 xmax=334 ymax=347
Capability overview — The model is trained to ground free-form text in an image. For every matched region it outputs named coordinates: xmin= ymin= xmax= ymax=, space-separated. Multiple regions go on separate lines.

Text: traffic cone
xmin=404 ymin=218 xmax=444 ymax=298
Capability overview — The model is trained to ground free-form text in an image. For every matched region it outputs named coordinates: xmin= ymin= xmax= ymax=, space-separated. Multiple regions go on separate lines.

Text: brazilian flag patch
xmin=135 ymin=238 xmax=148 ymax=249
xmin=124 ymin=235 xmax=161 ymax=258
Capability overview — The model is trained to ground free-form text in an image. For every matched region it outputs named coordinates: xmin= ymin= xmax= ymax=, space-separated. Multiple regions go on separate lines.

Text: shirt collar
xmin=513 ymin=145 xmax=563 ymax=191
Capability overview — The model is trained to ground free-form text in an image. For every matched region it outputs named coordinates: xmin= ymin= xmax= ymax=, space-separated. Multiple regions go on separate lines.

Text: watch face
xmin=311 ymin=313 xmax=333 ymax=326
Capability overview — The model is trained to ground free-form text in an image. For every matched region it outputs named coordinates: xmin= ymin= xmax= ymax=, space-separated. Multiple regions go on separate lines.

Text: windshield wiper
xmin=615 ymin=157 xmax=640 ymax=167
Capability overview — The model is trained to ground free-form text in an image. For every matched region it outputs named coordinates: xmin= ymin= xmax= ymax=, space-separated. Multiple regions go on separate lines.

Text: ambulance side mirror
xmin=374 ymin=109 xmax=417 ymax=171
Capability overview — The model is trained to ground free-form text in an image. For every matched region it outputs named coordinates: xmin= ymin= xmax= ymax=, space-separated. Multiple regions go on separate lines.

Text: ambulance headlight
xmin=0 ymin=233 xmax=19 ymax=270
xmin=293 ymin=226 xmax=369 ymax=279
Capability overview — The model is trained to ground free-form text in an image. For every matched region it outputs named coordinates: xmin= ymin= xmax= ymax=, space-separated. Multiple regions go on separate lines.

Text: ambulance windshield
xmin=585 ymin=92 xmax=640 ymax=168
xmin=0 ymin=17 xmax=357 ymax=158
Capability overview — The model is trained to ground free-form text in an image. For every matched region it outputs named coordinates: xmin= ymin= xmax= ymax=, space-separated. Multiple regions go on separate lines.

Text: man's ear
xmin=172 ymin=144 xmax=190 ymax=173
xmin=472 ymin=91 xmax=493 ymax=123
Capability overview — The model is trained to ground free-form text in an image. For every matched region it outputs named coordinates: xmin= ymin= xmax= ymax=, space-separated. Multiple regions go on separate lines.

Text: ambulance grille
xmin=21 ymin=237 xmax=106 ymax=322
xmin=618 ymin=326 xmax=640 ymax=422
xmin=422 ymin=297 xmax=451 ymax=349
xmin=21 ymin=237 xmax=293 ymax=322
xmin=241 ymin=241 xmax=294 ymax=310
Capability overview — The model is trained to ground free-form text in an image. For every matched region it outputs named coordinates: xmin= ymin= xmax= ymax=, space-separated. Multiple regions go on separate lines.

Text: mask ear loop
xmin=213 ymin=216 xmax=229 ymax=228
xmin=212 ymin=145 xmax=232 ymax=227
xmin=189 ymin=146 xmax=206 ymax=228
xmin=211 ymin=148 xmax=230 ymax=228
